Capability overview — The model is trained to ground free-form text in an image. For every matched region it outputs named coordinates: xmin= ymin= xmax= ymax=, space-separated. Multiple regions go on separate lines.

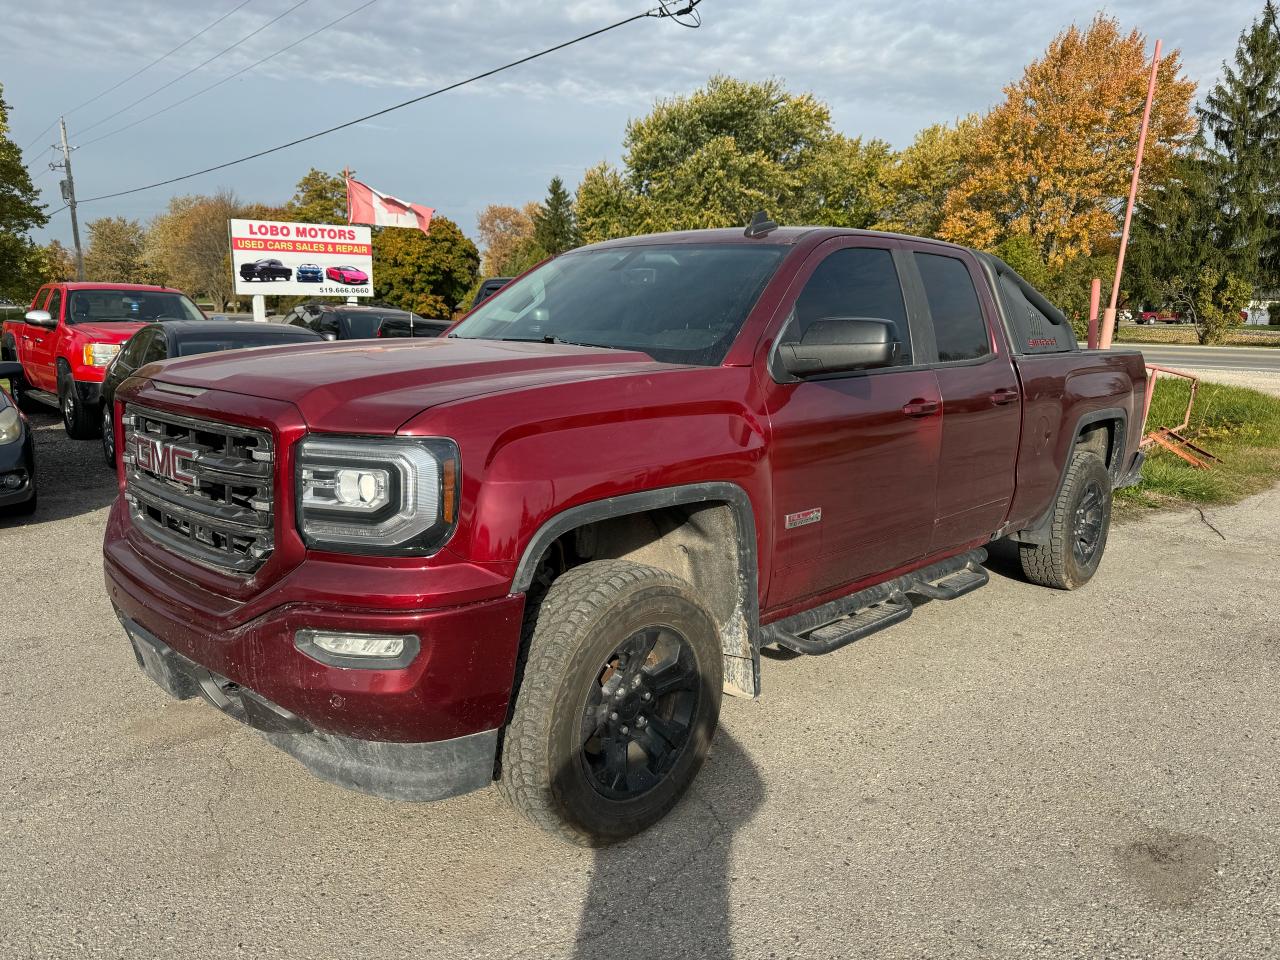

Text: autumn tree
xmin=875 ymin=118 xmax=978 ymax=236
xmin=476 ymin=201 xmax=540 ymax=275
xmin=0 ymin=84 xmax=50 ymax=300
xmin=1198 ymin=0 xmax=1280 ymax=287
xmin=287 ymin=168 xmax=347 ymax=223
xmin=145 ymin=191 xmax=241 ymax=308
xmin=939 ymin=16 xmax=1196 ymax=267
xmin=83 ymin=216 xmax=152 ymax=283
xmin=372 ymin=215 xmax=478 ymax=318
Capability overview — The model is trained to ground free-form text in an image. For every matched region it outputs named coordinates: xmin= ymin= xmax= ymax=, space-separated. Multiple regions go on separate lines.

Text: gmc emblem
xmin=134 ymin=436 xmax=198 ymax=486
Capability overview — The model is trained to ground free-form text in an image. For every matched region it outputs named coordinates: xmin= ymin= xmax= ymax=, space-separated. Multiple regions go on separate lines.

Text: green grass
xmin=1118 ymin=376 xmax=1280 ymax=511
xmin=1113 ymin=325 xmax=1280 ymax=346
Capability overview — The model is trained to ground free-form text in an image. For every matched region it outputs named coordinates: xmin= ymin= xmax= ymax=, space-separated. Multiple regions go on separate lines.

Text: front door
xmin=901 ymin=246 xmax=1021 ymax=552
xmin=764 ymin=239 xmax=942 ymax=609
xmin=25 ymin=287 xmax=62 ymax=391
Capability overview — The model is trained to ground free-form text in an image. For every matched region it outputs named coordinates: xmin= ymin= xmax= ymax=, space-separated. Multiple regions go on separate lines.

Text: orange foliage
xmin=938 ymin=15 xmax=1196 ymax=267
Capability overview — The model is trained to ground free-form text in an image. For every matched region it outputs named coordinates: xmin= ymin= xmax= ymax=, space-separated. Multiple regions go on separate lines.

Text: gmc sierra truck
xmin=103 ymin=224 xmax=1147 ymax=845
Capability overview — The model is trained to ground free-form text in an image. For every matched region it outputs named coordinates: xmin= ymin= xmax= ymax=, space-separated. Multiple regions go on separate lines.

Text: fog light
xmin=294 ymin=629 xmax=418 ymax=668
xmin=1 ymin=471 xmax=24 ymax=489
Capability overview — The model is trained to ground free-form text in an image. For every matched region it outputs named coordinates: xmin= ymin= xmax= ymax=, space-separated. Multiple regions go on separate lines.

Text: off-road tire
xmin=498 ymin=559 xmax=723 ymax=846
xmin=58 ymin=365 xmax=99 ymax=440
xmin=1019 ymin=451 xmax=1112 ymax=590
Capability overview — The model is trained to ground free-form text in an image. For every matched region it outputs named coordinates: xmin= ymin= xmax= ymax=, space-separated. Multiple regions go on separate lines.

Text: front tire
xmin=499 ymin=559 xmax=723 ymax=846
xmin=1019 ymin=451 xmax=1112 ymax=590
xmin=59 ymin=367 xmax=99 ymax=440
xmin=101 ymin=402 xmax=117 ymax=468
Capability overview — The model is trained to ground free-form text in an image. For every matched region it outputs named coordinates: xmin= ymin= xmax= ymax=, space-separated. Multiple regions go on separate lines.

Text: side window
xmin=785 ymin=247 xmax=912 ymax=365
xmin=124 ymin=330 xmax=152 ymax=368
xmin=45 ymin=289 xmax=63 ymax=324
xmin=997 ymin=273 xmax=1073 ymax=353
xmin=914 ymin=253 xmax=990 ymax=362
xmin=317 ymin=311 xmax=340 ymax=338
xmin=144 ymin=332 xmax=169 ymax=365
xmin=31 ymin=287 xmax=50 ymax=311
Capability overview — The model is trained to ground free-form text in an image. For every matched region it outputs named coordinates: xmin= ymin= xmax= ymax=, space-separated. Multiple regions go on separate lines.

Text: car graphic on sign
xmin=296 ymin=264 xmax=323 ymax=283
xmin=326 ymin=265 xmax=369 ymax=285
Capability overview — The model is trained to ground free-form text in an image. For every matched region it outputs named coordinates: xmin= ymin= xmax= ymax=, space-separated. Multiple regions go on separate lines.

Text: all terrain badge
xmin=785 ymin=507 xmax=822 ymax=529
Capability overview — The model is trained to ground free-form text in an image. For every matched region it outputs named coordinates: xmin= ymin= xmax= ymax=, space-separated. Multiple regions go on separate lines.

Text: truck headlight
xmin=0 ymin=407 xmax=20 ymax=445
xmin=84 ymin=343 xmax=121 ymax=367
xmin=296 ymin=436 xmax=459 ymax=554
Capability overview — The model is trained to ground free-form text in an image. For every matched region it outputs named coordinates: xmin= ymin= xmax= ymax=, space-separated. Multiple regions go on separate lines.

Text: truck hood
xmin=149 ymin=337 xmax=677 ymax=433
xmin=74 ymin=321 xmax=147 ymax=343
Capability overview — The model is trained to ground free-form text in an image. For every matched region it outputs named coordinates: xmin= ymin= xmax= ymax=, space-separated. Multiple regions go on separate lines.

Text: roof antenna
xmin=744 ymin=210 xmax=778 ymax=238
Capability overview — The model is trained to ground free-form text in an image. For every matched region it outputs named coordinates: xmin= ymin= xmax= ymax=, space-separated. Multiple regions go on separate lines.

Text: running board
xmin=24 ymin=388 xmax=59 ymax=410
xmin=763 ymin=549 xmax=988 ymax=656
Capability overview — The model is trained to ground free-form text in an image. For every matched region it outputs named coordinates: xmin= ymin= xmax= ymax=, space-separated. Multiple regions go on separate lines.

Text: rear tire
xmin=498 ymin=559 xmax=723 ymax=846
xmin=1019 ymin=451 xmax=1112 ymax=590
xmin=101 ymin=402 xmax=117 ymax=468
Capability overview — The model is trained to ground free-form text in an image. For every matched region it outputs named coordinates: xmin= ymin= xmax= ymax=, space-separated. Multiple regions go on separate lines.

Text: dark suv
xmin=285 ymin=302 xmax=450 ymax=340
xmin=239 ymin=259 xmax=292 ymax=282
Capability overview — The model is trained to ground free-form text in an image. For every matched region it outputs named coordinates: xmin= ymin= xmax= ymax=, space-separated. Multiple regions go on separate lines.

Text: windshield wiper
xmin=497 ymin=335 xmax=620 ymax=350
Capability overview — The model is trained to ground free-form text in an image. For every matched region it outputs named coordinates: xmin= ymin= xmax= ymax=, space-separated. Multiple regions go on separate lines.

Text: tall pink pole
xmin=1101 ymin=38 xmax=1162 ymax=350
xmin=1087 ymin=277 xmax=1102 ymax=349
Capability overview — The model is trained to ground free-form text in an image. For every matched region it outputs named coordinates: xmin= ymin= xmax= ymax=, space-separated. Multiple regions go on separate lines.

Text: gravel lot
xmin=2 ymin=406 xmax=1278 ymax=960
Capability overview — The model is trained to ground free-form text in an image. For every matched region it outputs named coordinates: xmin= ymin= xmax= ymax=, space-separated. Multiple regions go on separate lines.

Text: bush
xmin=1269 ymin=302 xmax=1280 ymax=325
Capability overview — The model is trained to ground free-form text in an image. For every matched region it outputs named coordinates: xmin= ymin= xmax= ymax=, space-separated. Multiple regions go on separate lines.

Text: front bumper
xmin=120 ymin=613 xmax=499 ymax=801
xmin=73 ymin=379 xmax=103 ymax=406
xmin=0 ymin=434 xmax=35 ymax=506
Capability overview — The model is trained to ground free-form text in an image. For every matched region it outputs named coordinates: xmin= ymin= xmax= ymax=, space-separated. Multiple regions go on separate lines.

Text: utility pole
xmin=57 ymin=117 xmax=85 ymax=281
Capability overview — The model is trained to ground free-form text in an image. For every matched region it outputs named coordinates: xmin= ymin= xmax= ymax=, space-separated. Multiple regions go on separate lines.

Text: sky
xmin=3 ymin=0 xmax=1271 ymax=250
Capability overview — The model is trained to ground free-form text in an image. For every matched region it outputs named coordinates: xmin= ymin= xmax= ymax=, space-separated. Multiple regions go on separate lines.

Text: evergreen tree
xmin=1198 ymin=0 xmax=1280 ymax=286
xmin=531 ymin=176 xmax=578 ymax=255
xmin=0 ymin=85 xmax=49 ymax=301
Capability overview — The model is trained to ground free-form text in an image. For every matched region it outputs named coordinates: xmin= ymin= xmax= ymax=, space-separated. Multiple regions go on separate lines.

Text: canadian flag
xmin=345 ymin=175 xmax=434 ymax=234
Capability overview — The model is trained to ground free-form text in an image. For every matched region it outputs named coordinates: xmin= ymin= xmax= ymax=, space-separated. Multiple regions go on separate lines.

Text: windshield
xmin=68 ymin=290 xmax=203 ymax=325
xmin=450 ymin=243 xmax=786 ymax=366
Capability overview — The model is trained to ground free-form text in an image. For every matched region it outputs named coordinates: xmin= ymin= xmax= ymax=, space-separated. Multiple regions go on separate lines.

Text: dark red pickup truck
xmin=103 ymin=225 xmax=1147 ymax=844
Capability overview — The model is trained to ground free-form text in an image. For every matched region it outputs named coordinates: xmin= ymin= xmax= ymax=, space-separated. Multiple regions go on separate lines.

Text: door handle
xmin=902 ymin=398 xmax=940 ymax=418
xmin=991 ymin=388 xmax=1020 ymax=406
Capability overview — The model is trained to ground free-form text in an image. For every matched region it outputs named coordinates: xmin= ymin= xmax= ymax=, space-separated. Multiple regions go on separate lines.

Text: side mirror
xmin=0 ymin=361 xmax=22 ymax=379
xmin=210 ymin=314 xmax=227 ymax=322
xmin=778 ymin=317 xmax=900 ymax=378
xmin=24 ymin=309 xmax=55 ymax=328
xmin=322 ymin=332 xmax=338 ymax=342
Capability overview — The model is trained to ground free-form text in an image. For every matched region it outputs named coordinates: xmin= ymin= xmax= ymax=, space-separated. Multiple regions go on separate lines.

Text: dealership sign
xmin=229 ymin=218 xmax=373 ymax=298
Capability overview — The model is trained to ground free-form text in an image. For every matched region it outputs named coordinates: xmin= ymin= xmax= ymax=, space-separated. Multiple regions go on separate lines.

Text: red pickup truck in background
xmin=1 ymin=282 xmax=206 ymax=438
xmin=103 ymin=225 xmax=1147 ymax=845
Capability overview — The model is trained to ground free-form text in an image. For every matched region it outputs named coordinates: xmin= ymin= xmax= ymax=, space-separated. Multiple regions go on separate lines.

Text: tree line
xmin=481 ymin=7 xmax=1280 ymax=342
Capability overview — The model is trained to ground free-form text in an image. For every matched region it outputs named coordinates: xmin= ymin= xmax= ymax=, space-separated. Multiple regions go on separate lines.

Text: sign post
xmin=252 ymin=295 xmax=267 ymax=323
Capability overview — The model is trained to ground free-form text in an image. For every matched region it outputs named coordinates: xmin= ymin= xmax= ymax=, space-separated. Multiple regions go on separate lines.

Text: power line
xmin=76 ymin=0 xmax=312 ymax=138
xmin=79 ymin=0 xmax=377 ymax=151
xmin=77 ymin=0 xmax=701 ymax=207
xmin=21 ymin=0 xmax=254 ymax=151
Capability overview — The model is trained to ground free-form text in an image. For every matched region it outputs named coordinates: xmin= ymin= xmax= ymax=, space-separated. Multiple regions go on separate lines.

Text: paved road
xmin=3 ymin=412 xmax=1280 ymax=959
xmin=1126 ymin=343 xmax=1280 ymax=372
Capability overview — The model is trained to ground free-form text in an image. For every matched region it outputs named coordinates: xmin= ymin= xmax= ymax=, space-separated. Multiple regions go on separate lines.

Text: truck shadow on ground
xmin=570 ymin=730 xmax=764 ymax=960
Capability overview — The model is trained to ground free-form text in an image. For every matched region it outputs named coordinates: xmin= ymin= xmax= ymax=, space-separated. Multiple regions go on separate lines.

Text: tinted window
xmin=784 ymin=247 xmax=911 ymax=365
xmin=996 ymin=273 xmax=1074 ymax=353
xmin=915 ymin=253 xmax=989 ymax=362
xmin=453 ymin=244 xmax=786 ymax=366
xmin=46 ymin=288 xmax=63 ymax=323
xmin=119 ymin=330 xmax=151 ymax=368
xmin=143 ymin=332 xmax=168 ymax=364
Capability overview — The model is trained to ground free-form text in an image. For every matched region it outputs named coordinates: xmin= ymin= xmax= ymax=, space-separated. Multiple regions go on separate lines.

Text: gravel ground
xmin=1176 ymin=368 xmax=1280 ymax=398
xmin=2 ymin=409 xmax=1278 ymax=960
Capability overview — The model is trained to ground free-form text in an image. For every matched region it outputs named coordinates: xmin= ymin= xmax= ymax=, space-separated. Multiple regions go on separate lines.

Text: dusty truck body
xmin=103 ymin=225 xmax=1146 ymax=844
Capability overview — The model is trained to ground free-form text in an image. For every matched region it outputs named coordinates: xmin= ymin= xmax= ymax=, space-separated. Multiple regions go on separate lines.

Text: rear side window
xmin=997 ymin=274 xmax=1075 ymax=353
xmin=915 ymin=253 xmax=990 ymax=362
xmin=785 ymin=247 xmax=912 ymax=365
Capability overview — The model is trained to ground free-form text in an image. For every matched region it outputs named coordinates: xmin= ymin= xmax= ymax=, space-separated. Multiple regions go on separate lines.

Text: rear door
xmin=764 ymin=238 xmax=942 ymax=607
xmin=26 ymin=286 xmax=63 ymax=390
xmin=900 ymin=245 xmax=1021 ymax=552
xmin=7 ymin=286 xmax=47 ymax=365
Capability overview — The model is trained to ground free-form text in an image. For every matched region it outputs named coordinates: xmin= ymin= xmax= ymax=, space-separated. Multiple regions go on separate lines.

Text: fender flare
xmin=510 ymin=481 xmax=763 ymax=694
xmin=1015 ymin=406 xmax=1128 ymax=545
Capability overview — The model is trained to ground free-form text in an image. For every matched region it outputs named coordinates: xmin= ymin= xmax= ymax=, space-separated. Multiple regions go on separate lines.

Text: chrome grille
xmin=123 ymin=404 xmax=274 ymax=574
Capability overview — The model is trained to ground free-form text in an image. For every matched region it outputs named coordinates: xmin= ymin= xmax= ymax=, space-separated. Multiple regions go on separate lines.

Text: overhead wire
xmin=78 ymin=0 xmax=378 ymax=151
xmin=76 ymin=0 xmax=312 ymax=138
xmin=21 ymin=0 xmax=255 ymax=151
xmin=77 ymin=0 xmax=702 ymax=207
